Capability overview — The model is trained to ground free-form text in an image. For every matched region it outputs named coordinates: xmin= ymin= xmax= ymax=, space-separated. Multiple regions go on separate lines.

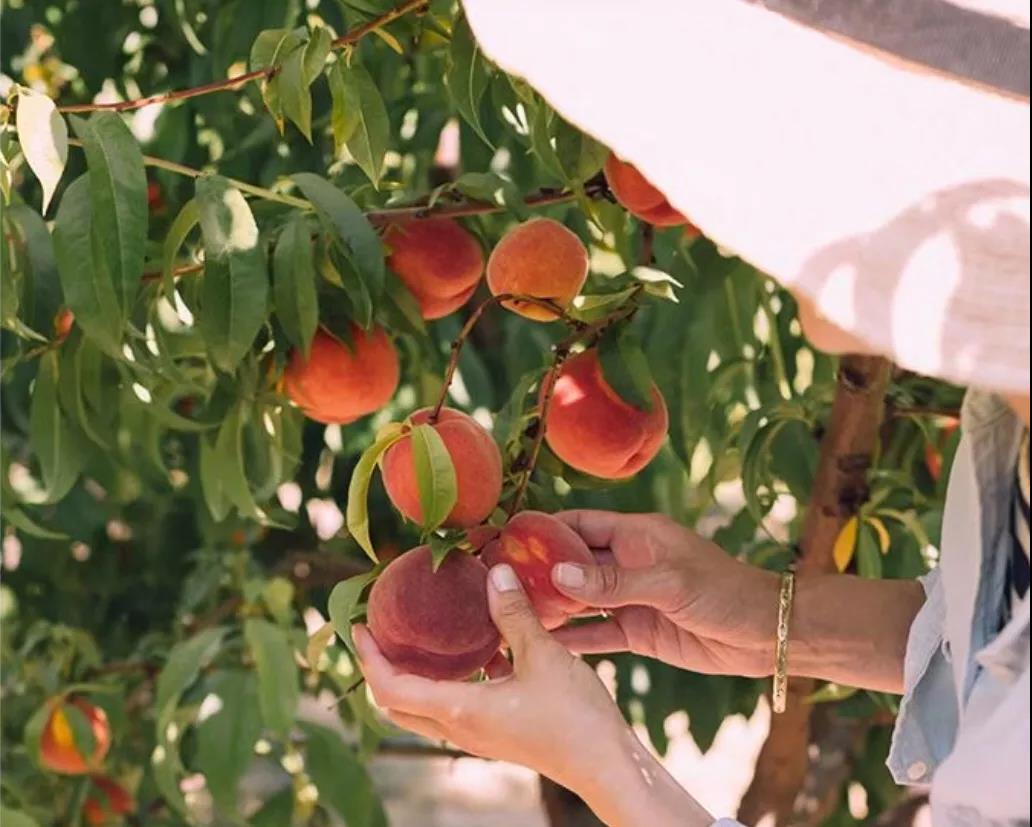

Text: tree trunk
xmin=738 ymin=354 xmax=892 ymax=824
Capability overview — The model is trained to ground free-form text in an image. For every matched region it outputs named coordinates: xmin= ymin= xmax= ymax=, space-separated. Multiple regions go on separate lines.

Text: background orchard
xmin=0 ymin=1 xmax=963 ymax=825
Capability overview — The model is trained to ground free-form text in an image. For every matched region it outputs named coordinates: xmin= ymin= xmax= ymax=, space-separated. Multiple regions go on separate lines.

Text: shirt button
xmin=907 ymin=761 xmax=928 ymax=781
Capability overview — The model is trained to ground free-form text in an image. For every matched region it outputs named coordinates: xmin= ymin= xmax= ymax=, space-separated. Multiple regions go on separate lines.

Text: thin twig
xmin=56 ymin=0 xmax=429 ymax=114
xmin=889 ymin=405 xmax=960 ymax=420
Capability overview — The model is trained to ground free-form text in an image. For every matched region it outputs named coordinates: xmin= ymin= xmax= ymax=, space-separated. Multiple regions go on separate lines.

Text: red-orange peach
xmin=385 ymin=218 xmax=485 ymax=319
xmin=382 ymin=407 xmax=502 ymax=529
xmin=486 ymin=218 xmax=589 ymax=320
xmin=367 ymin=544 xmax=500 ymax=680
xmin=603 ymin=153 xmax=691 ymax=228
xmin=480 ymin=511 xmax=595 ymax=630
xmin=544 ymin=349 xmax=668 ymax=479
xmin=39 ymin=697 xmax=111 ymax=775
xmin=284 ymin=326 xmax=399 ymax=424
xmin=83 ymin=776 xmax=134 ymax=825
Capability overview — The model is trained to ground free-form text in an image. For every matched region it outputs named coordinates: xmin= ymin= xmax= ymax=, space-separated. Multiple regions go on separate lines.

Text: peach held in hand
xmin=543 ymin=349 xmax=668 ymax=479
xmin=366 ymin=544 xmax=501 ymax=680
xmin=381 ymin=407 xmax=503 ymax=529
xmin=486 ymin=217 xmax=589 ymax=320
xmin=385 ymin=218 xmax=485 ymax=320
xmin=283 ymin=326 xmax=400 ymax=424
xmin=481 ymin=511 xmax=595 ymax=629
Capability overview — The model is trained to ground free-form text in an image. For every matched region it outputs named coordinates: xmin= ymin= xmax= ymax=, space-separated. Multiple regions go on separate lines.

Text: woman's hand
xmin=354 ymin=562 xmax=713 ymax=827
xmin=550 ymin=510 xmax=780 ymax=677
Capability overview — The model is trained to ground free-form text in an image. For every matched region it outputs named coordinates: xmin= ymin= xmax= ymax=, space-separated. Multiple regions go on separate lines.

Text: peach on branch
xmin=481 ymin=511 xmax=595 ymax=629
xmin=384 ymin=218 xmax=485 ymax=319
xmin=366 ymin=543 xmax=501 ymax=680
xmin=486 ymin=217 xmax=589 ymax=320
xmin=83 ymin=776 xmax=134 ymax=825
xmin=381 ymin=407 xmax=502 ymax=529
xmin=603 ymin=153 xmax=691 ymax=228
xmin=283 ymin=326 xmax=399 ymax=424
xmin=543 ymin=349 xmax=668 ymax=479
xmin=38 ymin=697 xmax=111 ymax=775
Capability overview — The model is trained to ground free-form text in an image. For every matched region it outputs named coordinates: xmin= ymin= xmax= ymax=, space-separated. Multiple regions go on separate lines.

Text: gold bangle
xmin=772 ymin=568 xmax=796 ymax=714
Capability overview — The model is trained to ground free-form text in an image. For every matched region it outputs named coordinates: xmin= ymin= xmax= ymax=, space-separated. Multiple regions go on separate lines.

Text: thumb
xmin=486 ymin=564 xmax=549 ymax=662
xmin=552 ymin=561 xmax=678 ymax=610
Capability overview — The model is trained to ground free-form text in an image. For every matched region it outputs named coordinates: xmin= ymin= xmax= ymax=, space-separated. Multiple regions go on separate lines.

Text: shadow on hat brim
xmin=463 ymin=0 xmax=1030 ymax=395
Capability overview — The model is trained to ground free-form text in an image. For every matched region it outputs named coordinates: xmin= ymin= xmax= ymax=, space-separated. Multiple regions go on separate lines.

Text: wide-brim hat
xmin=463 ymin=0 xmax=1030 ymax=395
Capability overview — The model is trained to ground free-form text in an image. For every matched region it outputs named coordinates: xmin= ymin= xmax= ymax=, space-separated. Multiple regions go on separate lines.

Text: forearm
xmin=576 ymin=723 xmax=713 ymax=827
xmin=788 ymin=574 xmax=924 ymax=693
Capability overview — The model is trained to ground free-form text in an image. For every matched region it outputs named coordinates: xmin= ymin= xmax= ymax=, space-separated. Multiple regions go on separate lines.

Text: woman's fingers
xmin=353 ymin=624 xmax=478 ymax=718
xmin=484 ymin=650 xmax=514 ymax=679
xmin=384 ymin=708 xmax=449 ymax=743
xmin=552 ymin=618 xmax=630 ymax=654
xmin=486 ymin=564 xmax=552 ymax=668
xmin=553 ymin=509 xmax=627 ymax=549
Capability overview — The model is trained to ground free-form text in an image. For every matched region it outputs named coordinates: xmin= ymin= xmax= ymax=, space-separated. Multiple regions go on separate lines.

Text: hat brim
xmin=463 ymin=0 xmax=1030 ymax=394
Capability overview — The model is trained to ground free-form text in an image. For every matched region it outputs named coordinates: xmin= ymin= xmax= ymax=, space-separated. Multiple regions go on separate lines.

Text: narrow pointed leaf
xmin=410 ymin=423 xmax=457 ymax=533
xmin=29 ymin=351 xmax=81 ymax=502
xmin=345 ymin=423 xmax=404 ymax=561
xmin=244 ymin=619 xmax=299 ymax=738
xmin=273 ymin=215 xmax=318 ymax=356
xmin=15 ymin=87 xmax=68 ymax=214
xmin=161 ymin=198 xmax=199 ymax=299
xmin=331 ymin=63 xmax=389 ymax=188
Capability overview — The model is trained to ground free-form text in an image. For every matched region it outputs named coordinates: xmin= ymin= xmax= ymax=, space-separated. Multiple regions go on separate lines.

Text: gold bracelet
xmin=772 ymin=568 xmax=796 ymax=714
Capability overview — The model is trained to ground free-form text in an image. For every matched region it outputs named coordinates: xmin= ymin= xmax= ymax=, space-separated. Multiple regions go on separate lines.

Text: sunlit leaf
xmin=15 ymin=87 xmax=67 ymax=214
xmin=410 ymin=423 xmax=457 ymax=533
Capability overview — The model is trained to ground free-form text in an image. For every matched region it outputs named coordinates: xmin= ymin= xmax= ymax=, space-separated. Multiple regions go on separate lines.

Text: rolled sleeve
xmin=887 ymin=567 xmax=960 ymax=785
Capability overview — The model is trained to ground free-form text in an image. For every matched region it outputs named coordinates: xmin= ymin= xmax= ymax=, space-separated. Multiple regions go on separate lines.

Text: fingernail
xmin=490 ymin=564 xmax=520 ymax=592
xmin=554 ymin=562 xmax=586 ymax=589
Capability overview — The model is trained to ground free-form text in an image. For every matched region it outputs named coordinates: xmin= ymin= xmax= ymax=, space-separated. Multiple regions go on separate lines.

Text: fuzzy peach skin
xmin=283 ymin=326 xmax=399 ymax=424
xmin=480 ymin=511 xmax=595 ymax=629
xmin=385 ymin=218 xmax=485 ymax=319
xmin=83 ymin=776 xmax=134 ymax=825
xmin=39 ymin=698 xmax=111 ymax=775
xmin=366 ymin=544 xmax=501 ymax=680
xmin=603 ymin=153 xmax=690 ymax=228
xmin=486 ymin=218 xmax=589 ymax=320
xmin=382 ymin=407 xmax=503 ymax=528
xmin=543 ymin=349 xmax=668 ymax=479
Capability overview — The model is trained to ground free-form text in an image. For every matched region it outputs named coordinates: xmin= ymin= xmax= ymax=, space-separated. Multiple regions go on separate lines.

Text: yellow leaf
xmin=866 ymin=516 xmax=891 ymax=554
xmin=832 ymin=516 xmax=859 ymax=572
xmin=372 ymin=27 xmax=405 ymax=55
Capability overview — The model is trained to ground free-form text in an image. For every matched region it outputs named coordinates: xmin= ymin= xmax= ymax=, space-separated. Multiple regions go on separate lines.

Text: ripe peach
xmin=39 ymin=697 xmax=111 ymax=775
xmin=54 ymin=309 xmax=74 ymax=341
xmin=603 ymin=153 xmax=690 ymax=228
xmin=481 ymin=511 xmax=595 ymax=629
xmin=385 ymin=218 xmax=485 ymax=320
xmin=366 ymin=544 xmax=500 ymax=680
xmin=381 ymin=407 xmax=503 ymax=529
xmin=83 ymin=776 xmax=134 ymax=825
xmin=283 ymin=326 xmax=399 ymax=424
xmin=486 ymin=218 xmax=589 ymax=320
xmin=543 ymin=349 xmax=668 ymax=479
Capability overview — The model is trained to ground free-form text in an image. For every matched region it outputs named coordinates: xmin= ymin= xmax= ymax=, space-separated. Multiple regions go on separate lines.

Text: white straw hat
xmin=463 ymin=0 xmax=1030 ymax=395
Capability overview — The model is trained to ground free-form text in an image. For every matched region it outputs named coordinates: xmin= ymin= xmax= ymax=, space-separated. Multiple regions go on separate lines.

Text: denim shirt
xmin=888 ymin=392 xmax=1029 ymax=824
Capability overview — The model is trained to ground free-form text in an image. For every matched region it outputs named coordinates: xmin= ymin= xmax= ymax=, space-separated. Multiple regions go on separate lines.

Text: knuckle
xmin=495 ymin=596 xmax=533 ymax=624
xmin=595 ymin=564 xmax=621 ymax=597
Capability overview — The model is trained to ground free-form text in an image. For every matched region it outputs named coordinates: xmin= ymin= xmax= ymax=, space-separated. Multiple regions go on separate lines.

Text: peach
xmin=366 ymin=544 xmax=500 ymax=680
xmin=603 ymin=153 xmax=691 ymax=228
xmin=382 ymin=407 xmax=503 ymax=529
xmin=543 ymin=349 xmax=668 ymax=479
xmin=83 ymin=776 xmax=134 ymax=825
xmin=481 ymin=511 xmax=595 ymax=629
xmin=39 ymin=697 xmax=111 ymax=775
xmin=486 ymin=218 xmax=589 ymax=320
xmin=385 ymin=218 xmax=485 ymax=319
xmin=54 ymin=309 xmax=75 ymax=341
xmin=284 ymin=326 xmax=399 ymax=424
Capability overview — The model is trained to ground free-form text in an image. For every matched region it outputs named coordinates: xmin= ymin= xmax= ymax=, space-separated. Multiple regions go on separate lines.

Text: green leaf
xmin=453 ymin=172 xmax=529 ymax=220
xmin=68 ymin=112 xmax=147 ymax=314
xmin=273 ymin=214 xmax=319 ymax=357
xmin=279 ymin=43 xmax=312 ymax=141
xmin=62 ymin=700 xmax=97 ymax=761
xmin=199 ymin=432 xmax=232 ymax=522
xmin=194 ymin=669 xmax=262 ymax=813
xmin=214 ymin=405 xmax=265 ymax=520
xmin=292 ymin=172 xmax=385 ymax=305
xmin=302 ymin=27 xmax=332 ymax=84
xmin=806 ymin=682 xmax=859 ymax=704
xmin=161 ymin=198 xmax=199 ymax=299
xmin=250 ymin=28 xmax=305 ymax=131
xmin=22 ymin=701 xmax=51 ymax=766
xmin=554 ymin=117 xmax=607 ymax=184
xmin=52 ymin=174 xmax=123 ymax=356
xmin=30 ymin=351 xmax=81 ymax=502
xmin=195 ymin=175 xmax=269 ymax=373
xmin=249 ymin=790 xmax=294 ymax=827
xmin=329 ymin=62 xmax=389 ymax=188
xmin=345 ymin=422 xmax=405 ymax=561
xmin=410 ymin=422 xmax=458 ymax=533
xmin=0 ymin=806 xmax=41 ymax=827
xmin=155 ymin=627 xmax=228 ymax=714
xmin=244 ymin=618 xmax=299 ymax=738
xmin=856 ymin=522 xmax=884 ymax=579
xmin=301 ymin=721 xmax=387 ymax=827
xmin=1 ymin=505 xmax=68 ymax=539
xmin=306 ymin=622 xmax=336 ymax=672
xmin=15 ymin=86 xmax=68 ymax=214
xmin=447 ymin=14 xmax=492 ymax=146
xmin=327 ymin=569 xmax=380 ymax=655
xmin=3 ymin=203 xmax=62 ymax=337
xmin=597 ymin=325 xmax=655 ymax=412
